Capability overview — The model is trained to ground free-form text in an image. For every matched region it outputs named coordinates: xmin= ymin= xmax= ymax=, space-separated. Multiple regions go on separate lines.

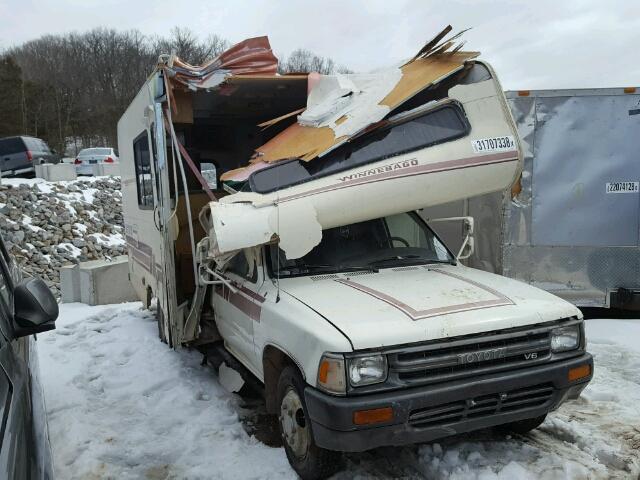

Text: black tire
xmin=276 ymin=366 xmax=342 ymax=480
xmin=156 ymin=305 xmax=167 ymax=344
xmin=496 ymin=414 xmax=546 ymax=435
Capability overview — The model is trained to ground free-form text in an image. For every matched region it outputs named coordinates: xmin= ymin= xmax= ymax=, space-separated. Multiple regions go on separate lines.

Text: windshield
xmin=79 ymin=148 xmax=111 ymax=155
xmin=269 ymin=212 xmax=454 ymax=277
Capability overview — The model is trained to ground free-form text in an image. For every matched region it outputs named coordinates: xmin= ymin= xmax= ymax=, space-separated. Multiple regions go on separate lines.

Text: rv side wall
xmin=118 ymin=83 xmax=163 ymax=307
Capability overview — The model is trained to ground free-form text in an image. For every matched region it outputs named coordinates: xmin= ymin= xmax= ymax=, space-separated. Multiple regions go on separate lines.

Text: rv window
xmin=249 ymin=104 xmax=470 ymax=194
xmin=133 ymin=132 xmax=153 ymax=209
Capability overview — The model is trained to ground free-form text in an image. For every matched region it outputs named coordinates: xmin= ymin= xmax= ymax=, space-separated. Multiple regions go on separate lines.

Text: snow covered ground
xmin=37 ymin=303 xmax=640 ymax=479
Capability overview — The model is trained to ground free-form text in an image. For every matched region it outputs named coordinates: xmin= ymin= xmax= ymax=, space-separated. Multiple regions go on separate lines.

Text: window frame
xmin=0 ymin=240 xmax=14 ymax=343
xmin=225 ymin=250 xmax=258 ymax=284
xmin=133 ymin=130 xmax=154 ymax=210
xmin=265 ymin=211 xmax=456 ymax=278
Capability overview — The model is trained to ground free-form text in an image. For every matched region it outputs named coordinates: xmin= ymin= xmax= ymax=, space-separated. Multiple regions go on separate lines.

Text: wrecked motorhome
xmin=119 ymin=27 xmax=593 ymax=479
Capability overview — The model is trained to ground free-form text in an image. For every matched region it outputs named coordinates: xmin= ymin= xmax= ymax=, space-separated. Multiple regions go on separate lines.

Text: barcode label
xmin=471 ymin=136 xmax=516 ymax=154
xmin=606 ymin=182 xmax=639 ymax=194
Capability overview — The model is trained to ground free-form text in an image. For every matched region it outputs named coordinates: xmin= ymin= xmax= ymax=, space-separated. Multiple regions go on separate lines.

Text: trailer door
xmin=150 ymin=75 xmax=180 ymax=347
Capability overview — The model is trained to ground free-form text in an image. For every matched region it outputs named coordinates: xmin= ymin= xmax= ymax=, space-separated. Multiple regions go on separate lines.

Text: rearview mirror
xmin=13 ymin=277 xmax=58 ymax=337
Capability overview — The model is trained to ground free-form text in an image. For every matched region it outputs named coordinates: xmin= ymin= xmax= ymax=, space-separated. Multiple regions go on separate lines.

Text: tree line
xmin=0 ymin=28 xmax=346 ymax=155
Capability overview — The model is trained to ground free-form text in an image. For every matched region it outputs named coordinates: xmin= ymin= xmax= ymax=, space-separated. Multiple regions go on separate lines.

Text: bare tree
xmin=280 ymin=49 xmax=338 ymax=74
xmin=152 ymin=27 xmax=229 ymax=65
xmin=2 ymin=28 xmax=349 ymax=155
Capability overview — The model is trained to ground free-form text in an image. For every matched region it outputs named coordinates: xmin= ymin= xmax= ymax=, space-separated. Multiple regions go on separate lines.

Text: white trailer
xmin=119 ymin=31 xmax=593 ymax=479
xmin=422 ymin=87 xmax=640 ymax=311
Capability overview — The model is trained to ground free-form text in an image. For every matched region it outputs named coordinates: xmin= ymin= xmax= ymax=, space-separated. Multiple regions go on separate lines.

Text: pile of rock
xmin=0 ymin=178 xmax=126 ymax=297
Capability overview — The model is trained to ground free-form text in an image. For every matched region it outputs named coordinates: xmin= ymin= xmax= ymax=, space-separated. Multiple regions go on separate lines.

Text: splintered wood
xmin=251 ymin=27 xmax=478 ymax=165
xmin=218 ymin=25 xmax=479 ymax=182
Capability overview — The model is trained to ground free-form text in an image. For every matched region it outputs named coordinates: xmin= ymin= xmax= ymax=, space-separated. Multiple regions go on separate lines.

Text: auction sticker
xmin=606 ymin=181 xmax=639 ymax=193
xmin=471 ymin=136 xmax=515 ymax=154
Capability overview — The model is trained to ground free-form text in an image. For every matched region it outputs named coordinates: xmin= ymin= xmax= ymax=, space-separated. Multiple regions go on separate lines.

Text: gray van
xmin=0 ymin=232 xmax=58 ymax=478
xmin=0 ymin=136 xmax=59 ymax=176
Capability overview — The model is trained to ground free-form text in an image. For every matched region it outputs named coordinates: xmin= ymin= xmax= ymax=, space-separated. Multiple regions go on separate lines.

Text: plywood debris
xmin=220 ymin=26 xmax=479 ymax=183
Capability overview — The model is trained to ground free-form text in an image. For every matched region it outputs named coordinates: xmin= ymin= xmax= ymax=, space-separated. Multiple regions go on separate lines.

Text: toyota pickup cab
xmin=118 ymin=31 xmax=593 ymax=480
xmin=211 ymin=211 xmax=592 ymax=479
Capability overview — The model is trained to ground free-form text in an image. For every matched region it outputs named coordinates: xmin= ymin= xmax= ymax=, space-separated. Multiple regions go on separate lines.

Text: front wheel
xmin=155 ymin=305 xmax=167 ymax=344
xmin=277 ymin=366 xmax=342 ymax=480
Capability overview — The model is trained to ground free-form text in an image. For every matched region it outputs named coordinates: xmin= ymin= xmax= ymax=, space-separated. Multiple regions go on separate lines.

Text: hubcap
xmin=280 ymin=388 xmax=309 ymax=458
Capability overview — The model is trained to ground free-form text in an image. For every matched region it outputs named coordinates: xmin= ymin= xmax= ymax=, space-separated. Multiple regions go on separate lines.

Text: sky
xmin=0 ymin=0 xmax=639 ymax=89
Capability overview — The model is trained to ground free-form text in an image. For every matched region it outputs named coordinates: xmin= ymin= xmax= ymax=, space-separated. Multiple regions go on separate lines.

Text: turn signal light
xmin=568 ymin=364 xmax=591 ymax=382
xmin=353 ymin=407 xmax=393 ymax=426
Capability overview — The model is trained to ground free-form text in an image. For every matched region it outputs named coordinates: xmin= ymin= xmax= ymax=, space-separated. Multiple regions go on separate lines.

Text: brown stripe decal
xmin=125 ymin=235 xmax=153 ymax=256
xmin=216 ymin=283 xmax=264 ymax=322
xmin=280 ymin=151 xmax=518 ymax=203
xmin=335 ymin=269 xmax=513 ymax=321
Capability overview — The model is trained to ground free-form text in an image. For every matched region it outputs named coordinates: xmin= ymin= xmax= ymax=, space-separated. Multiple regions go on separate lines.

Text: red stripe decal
xmin=280 ymin=151 xmax=518 ymax=203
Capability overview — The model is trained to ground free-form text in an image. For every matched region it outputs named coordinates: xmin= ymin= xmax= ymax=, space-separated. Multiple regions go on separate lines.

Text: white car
xmin=74 ymin=147 xmax=119 ymax=175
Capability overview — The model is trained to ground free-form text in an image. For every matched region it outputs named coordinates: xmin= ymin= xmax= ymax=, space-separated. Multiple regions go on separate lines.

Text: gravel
xmin=0 ymin=177 xmax=126 ymax=297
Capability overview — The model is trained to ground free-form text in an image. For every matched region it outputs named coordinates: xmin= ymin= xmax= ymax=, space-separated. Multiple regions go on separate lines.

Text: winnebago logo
xmin=338 ymin=159 xmax=419 ymax=182
xmin=457 ymin=347 xmax=507 ymax=365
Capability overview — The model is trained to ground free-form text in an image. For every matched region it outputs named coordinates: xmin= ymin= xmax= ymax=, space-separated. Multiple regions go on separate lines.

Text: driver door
xmin=213 ymin=251 xmax=263 ymax=372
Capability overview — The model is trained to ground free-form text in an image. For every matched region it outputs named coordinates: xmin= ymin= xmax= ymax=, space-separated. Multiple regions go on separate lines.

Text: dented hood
xmin=280 ymin=265 xmax=580 ymax=350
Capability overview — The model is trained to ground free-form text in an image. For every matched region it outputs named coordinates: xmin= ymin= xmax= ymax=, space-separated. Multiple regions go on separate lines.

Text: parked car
xmin=74 ymin=147 xmax=119 ymax=175
xmin=0 ymin=136 xmax=59 ymax=177
xmin=0 ymin=232 xmax=58 ymax=479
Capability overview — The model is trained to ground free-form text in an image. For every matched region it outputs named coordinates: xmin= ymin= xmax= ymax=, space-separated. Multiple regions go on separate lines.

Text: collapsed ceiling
xmin=162 ymin=25 xmax=479 ymax=186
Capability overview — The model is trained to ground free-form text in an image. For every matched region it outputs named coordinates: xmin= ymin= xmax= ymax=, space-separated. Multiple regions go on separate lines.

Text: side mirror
xmin=425 ymin=215 xmax=475 ymax=261
xmin=13 ymin=277 xmax=58 ymax=337
xmin=458 ymin=236 xmax=475 ymax=261
xmin=201 ymin=162 xmax=217 ymax=190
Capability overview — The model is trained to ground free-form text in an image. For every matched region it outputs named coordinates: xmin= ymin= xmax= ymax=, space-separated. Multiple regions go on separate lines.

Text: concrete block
xmin=78 ymin=256 xmax=138 ymax=305
xmin=35 ymin=163 xmax=77 ymax=181
xmin=60 ymin=264 xmax=81 ymax=303
xmin=91 ymin=163 xmax=120 ymax=176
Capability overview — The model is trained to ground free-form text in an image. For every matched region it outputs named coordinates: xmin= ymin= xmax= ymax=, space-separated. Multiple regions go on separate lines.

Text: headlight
xmin=551 ymin=325 xmax=580 ymax=352
xmin=348 ymin=355 xmax=387 ymax=387
xmin=317 ymin=353 xmax=346 ymax=395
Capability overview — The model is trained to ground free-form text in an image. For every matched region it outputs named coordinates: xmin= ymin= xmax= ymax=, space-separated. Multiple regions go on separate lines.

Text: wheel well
xmin=263 ymin=345 xmax=302 ymax=414
xmin=145 ymin=286 xmax=153 ymax=309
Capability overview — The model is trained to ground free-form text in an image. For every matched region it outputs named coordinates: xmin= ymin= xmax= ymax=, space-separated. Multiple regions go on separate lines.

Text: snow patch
xmin=37 ymin=307 xmax=640 ymax=479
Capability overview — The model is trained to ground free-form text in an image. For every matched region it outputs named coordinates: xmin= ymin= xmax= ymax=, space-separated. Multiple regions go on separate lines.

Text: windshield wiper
xmin=280 ymin=263 xmax=378 ymax=275
xmin=368 ymin=255 xmax=452 ymax=267
xmin=305 ymin=264 xmax=379 ymax=273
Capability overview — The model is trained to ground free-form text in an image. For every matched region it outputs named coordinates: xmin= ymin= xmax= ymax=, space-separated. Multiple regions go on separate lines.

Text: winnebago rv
xmin=119 ymin=28 xmax=593 ymax=480
xmin=422 ymin=87 xmax=640 ymax=311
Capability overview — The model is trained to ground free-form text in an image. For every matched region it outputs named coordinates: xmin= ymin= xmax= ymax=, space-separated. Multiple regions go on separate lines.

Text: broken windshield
xmin=269 ymin=212 xmax=454 ymax=277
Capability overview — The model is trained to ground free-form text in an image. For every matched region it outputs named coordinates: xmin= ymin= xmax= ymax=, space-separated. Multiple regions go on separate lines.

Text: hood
xmin=280 ymin=264 xmax=580 ymax=350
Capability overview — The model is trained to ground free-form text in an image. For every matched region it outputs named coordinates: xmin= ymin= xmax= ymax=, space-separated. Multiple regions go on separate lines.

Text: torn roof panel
xmin=236 ymin=51 xmax=478 ymax=168
xmin=168 ymin=36 xmax=279 ymax=89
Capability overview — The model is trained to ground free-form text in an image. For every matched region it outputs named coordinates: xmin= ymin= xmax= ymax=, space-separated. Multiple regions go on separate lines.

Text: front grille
xmin=408 ymin=383 xmax=554 ymax=428
xmin=388 ymin=325 xmax=554 ymax=387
